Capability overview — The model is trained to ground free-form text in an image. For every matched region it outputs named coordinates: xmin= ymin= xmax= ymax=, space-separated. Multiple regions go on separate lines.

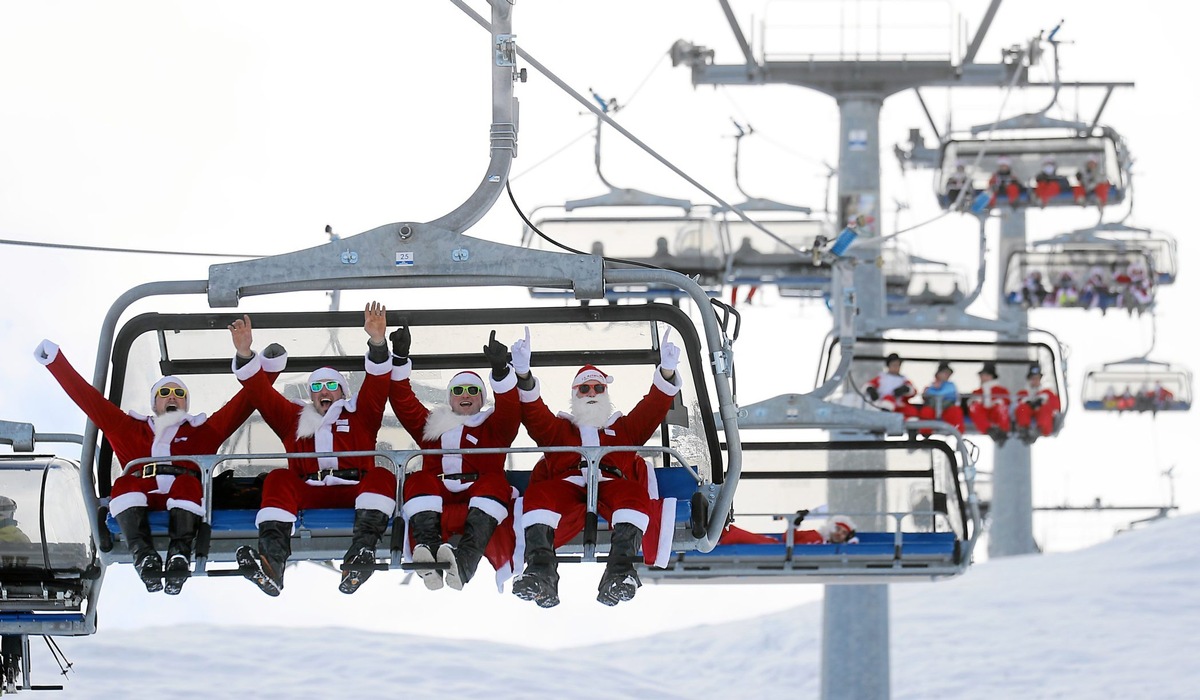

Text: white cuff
xmin=233 ymin=353 xmax=263 ymax=381
xmin=364 ymin=352 xmax=391 ymax=377
xmin=166 ymin=499 xmax=206 ymax=518
xmin=652 ymin=367 xmax=683 ymax=397
xmin=401 ymin=495 xmax=443 ymax=519
xmin=108 ymin=491 xmax=147 ymax=517
xmin=355 ymin=492 xmax=397 ymax=516
xmin=33 ymin=339 xmax=60 ymax=366
xmin=490 ymin=367 xmax=518 ymax=394
xmin=261 ymin=351 xmax=288 ymax=374
xmin=521 ymin=508 xmax=561 ymax=530
xmin=518 ymin=377 xmax=542 ymax=403
xmin=469 ymin=496 xmax=510 ymax=524
xmin=391 ymin=357 xmax=413 ymax=381
xmin=611 ymin=508 xmax=650 ymax=532
xmin=255 ymin=507 xmax=297 ymax=527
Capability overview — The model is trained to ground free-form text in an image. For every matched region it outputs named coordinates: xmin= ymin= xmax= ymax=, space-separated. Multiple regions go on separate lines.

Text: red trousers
xmin=260 ymin=466 xmax=397 ymax=517
xmin=919 ymin=404 xmax=965 ymax=434
xmin=524 ymin=478 xmax=650 ymax=546
xmin=968 ymin=403 xmax=1010 ymax=433
xmin=1015 ymin=402 xmax=1056 ymax=436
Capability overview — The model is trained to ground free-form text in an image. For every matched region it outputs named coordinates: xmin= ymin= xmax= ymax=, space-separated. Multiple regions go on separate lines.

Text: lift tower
xmin=672 ymin=2 xmax=1035 ymax=698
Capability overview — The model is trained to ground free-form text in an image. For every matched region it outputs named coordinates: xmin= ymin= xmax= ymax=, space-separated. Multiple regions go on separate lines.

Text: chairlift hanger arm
xmin=717 ymin=0 xmax=759 ymax=71
xmin=962 ymin=0 xmax=1004 ymax=65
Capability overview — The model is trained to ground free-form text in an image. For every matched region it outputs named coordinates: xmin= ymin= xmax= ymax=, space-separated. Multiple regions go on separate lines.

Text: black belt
xmin=576 ymin=461 xmax=626 ymax=480
xmin=134 ymin=464 xmax=197 ymax=478
xmin=305 ymin=468 xmax=363 ymax=481
xmin=440 ymin=472 xmax=479 ymax=483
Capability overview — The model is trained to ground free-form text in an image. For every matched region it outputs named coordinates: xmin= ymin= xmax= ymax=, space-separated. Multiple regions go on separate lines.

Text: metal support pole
xmin=989 ymin=207 xmax=1037 ymax=557
xmin=823 ymin=93 xmax=889 ymax=700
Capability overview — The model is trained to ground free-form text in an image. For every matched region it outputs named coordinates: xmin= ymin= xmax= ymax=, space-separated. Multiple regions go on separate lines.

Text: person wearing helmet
xmin=34 ymin=338 xmax=285 ymax=595
xmin=987 ymin=156 xmax=1024 ymax=208
xmin=228 ymin=303 xmax=396 ymax=597
xmin=509 ymin=327 xmax=683 ymax=609
xmin=388 ymin=326 xmax=520 ymax=592
xmin=0 ymin=496 xmax=32 ymax=568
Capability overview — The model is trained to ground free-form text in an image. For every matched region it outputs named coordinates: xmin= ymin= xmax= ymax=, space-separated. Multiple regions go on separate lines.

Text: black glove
xmin=482 ymin=330 xmax=510 ymax=378
xmin=262 ymin=342 xmax=286 ymax=359
xmin=792 ymin=509 xmax=809 ymax=527
xmin=893 ymin=384 xmax=912 ymax=398
xmin=865 ymin=386 xmax=879 ymax=401
xmin=390 ymin=326 xmax=411 ymax=360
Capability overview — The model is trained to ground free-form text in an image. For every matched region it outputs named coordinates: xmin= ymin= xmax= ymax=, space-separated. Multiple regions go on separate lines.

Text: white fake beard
xmin=151 ymin=409 xmax=189 ymax=436
xmin=569 ymin=393 xmax=614 ymax=429
xmin=296 ymin=403 xmax=326 ymax=440
xmin=422 ymin=405 xmax=473 ymax=442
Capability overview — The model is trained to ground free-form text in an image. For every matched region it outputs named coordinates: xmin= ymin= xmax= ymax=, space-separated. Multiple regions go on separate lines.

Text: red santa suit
xmin=1015 ymin=383 xmax=1061 ymax=437
xmin=518 ymin=367 xmax=682 ymax=552
xmin=865 ymin=371 xmax=919 ymax=419
xmin=968 ymin=379 xmax=1012 ymax=433
xmin=35 ymin=339 xmax=278 ymax=518
xmin=390 ymin=363 xmax=519 ymax=580
xmin=233 ymin=351 xmax=396 ymax=527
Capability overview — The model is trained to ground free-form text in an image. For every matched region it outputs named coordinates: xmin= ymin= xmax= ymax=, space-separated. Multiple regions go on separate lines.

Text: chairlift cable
xmin=510 ymin=126 xmax=594 ymax=181
xmin=506 ymin=181 xmax=659 ymax=271
xmin=0 ymin=236 xmax=269 ymax=259
xmin=619 ymin=51 xmax=669 ymax=110
xmin=451 ymin=1 xmax=808 ymax=258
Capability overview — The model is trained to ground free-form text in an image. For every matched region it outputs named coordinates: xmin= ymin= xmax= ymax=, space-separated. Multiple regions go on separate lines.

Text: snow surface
xmin=35 ymin=513 xmax=1198 ymax=699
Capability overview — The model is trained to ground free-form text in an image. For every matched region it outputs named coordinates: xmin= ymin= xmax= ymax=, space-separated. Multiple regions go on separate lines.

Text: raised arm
xmin=228 ymin=315 xmax=299 ymax=440
xmin=354 ymin=302 xmax=393 ymax=436
xmin=34 ymin=340 xmax=138 ymax=436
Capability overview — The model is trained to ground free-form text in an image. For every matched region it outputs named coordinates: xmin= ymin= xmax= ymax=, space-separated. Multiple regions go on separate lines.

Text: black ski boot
xmin=339 ymin=510 xmax=390 ymax=594
xmin=409 ymin=511 xmax=449 ymax=591
xmin=236 ymin=520 xmax=291 ymax=597
xmin=512 ymin=524 xmax=559 ymax=608
xmin=164 ymin=509 xmax=201 ymax=595
xmin=597 ymin=523 xmax=643 ymax=607
xmin=115 ymin=507 xmax=162 ymax=593
xmin=444 ymin=507 xmax=499 ymax=591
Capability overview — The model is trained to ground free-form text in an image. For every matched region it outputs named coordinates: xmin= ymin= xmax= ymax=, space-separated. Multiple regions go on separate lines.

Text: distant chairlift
xmin=0 ymin=423 xmax=99 ymax=692
xmin=817 ymin=334 xmax=1069 ymax=438
xmin=893 ymin=255 xmax=969 ymax=312
xmin=1003 ymin=248 xmax=1155 ymax=315
xmin=520 ymin=104 xmax=725 ymax=303
xmin=1034 ymin=222 xmax=1178 ymax=286
xmin=1081 ymin=358 xmax=1193 ymax=413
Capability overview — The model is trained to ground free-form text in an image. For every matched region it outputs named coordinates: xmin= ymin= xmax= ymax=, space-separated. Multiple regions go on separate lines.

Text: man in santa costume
xmin=864 ymin=353 xmax=919 ymax=419
xmin=967 ymin=362 xmax=1012 ymax=445
xmin=1014 ymin=364 xmax=1061 ymax=444
xmin=389 ymin=326 xmax=519 ymax=592
xmin=228 ymin=303 xmax=396 ymax=597
xmin=34 ymin=337 xmax=285 ymax=594
xmin=510 ymin=327 xmax=682 ymax=608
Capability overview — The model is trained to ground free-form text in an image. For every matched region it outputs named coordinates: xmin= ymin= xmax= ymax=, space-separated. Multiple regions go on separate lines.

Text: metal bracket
xmin=0 ymin=420 xmax=35 ymax=453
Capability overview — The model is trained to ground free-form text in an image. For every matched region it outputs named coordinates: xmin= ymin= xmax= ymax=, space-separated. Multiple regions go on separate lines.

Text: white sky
xmin=1 ymin=0 xmax=1198 ymax=665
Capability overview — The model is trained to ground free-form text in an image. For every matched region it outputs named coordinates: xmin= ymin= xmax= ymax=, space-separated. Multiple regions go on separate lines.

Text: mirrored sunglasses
xmin=310 ymin=381 xmax=341 ymax=392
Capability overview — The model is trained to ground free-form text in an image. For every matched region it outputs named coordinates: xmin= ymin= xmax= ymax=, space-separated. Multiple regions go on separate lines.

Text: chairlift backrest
xmin=523 ymin=215 xmax=726 ymax=280
xmin=1082 ymin=364 xmax=1193 ymax=411
xmin=1003 ymin=249 xmax=1155 ymax=309
xmin=99 ymin=304 xmax=723 ymax=496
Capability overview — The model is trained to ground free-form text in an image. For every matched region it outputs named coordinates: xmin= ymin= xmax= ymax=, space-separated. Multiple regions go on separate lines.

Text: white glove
xmin=659 ymin=328 xmax=680 ymax=372
xmin=511 ymin=326 xmax=532 ymax=374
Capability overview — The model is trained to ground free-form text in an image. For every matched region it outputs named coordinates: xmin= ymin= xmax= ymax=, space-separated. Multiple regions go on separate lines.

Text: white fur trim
xmin=391 ymin=357 xmax=413 ymax=381
xmin=652 ymin=367 xmax=683 ymax=397
xmin=166 ymin=499 xmax=206 ymax=518
xmin=611 ymin=508 xmax=649 ymax=532
xmin=652 ymin=497 xmax=676 ymax=568
xmin=401 ymin=495 xmax=443 ymax=519
xmin=233 ymin=353 xmax=263 ymax=381
xmin=364 ymin=352 xmax=391 ymax=377
xmin=521 ymin=508 xmax=562 ymax=530
xmin=33 ymin=339 xmax=60 ymax=366
xmin=510 ymin=497 xmax=525 ymax=580
xmin=518 ymin=377 xmax=542 ymax=403
xmin=469 ymin=496 xmax=509 ymax=524
xmin=255 ymin=507 xmax=297 ymax=527
xmin=261 ymin=351 xmax=288 ymax=374
xmin=490 ymin=367 xmax=518 ymax=394
xmin=355 ymin=492 xmax=397 ymax=516
xmin=108 ymin=491 xmax=147 ymax=516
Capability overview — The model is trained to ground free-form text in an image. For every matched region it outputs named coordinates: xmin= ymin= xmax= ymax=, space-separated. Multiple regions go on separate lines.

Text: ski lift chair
xmin=937 ymin=129 xmax=1128 ymax=210
xmin=1035 ymin=223 xmax=1178 ymax=285
xmin=897 ymin=259 xmax=969 ymax=310
xmin=641 ymin=438 xmax=975 ymax=584
xmin=1003 ymin=249 xmax=1155 ymax=314
xmin=719 ymin=217 xmax=836 ymax=299
xmin=1082 ymin=359 xmax=1192 ymax=413
xmin=817 ymin=335 xmax=1068 ymax=438
xmin=520 ymin=212 xmax=726 ymax=302
xmin=97 ymin=304 xmax=726 ymax=575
